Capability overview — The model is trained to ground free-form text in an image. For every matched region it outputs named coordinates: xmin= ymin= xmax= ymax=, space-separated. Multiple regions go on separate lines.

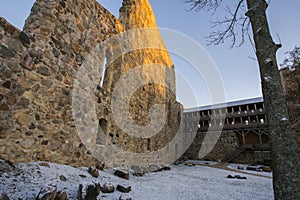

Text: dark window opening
xmin=147 ymin=138 xmax=151 ymax=151
xmin=227 ymin=107 xmax=233 ymax=113
xmin=228 ymin=118 xmax=234 ymax=125
xmin=241 ymin=105 xmax=248 ymax=112
xmin=235 ymin=117 xmax=242 ymax=124
xmin=233 ymin=106 xmax=240 ymax=112
xmin=97 ymin=118 xmax=107 ymax=145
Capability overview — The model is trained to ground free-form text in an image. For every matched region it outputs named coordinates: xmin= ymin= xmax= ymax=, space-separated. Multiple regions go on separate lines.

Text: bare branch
xmin=238 ymin=16 xmax=250 ymax=46
xmin=280 ymin=46 xmax=300 ymax=69
xmin=276 ymin=33 xmax=281 ymax=44
xmin=248 ymin=56 xmax=258 ymax=61
xmin=184 ymin=0 xmax=222 ymax=12
xmin=185 ymin=0 xmax=252 ymax=48
xmin=206 ymin=0 xmax=246 ymax=47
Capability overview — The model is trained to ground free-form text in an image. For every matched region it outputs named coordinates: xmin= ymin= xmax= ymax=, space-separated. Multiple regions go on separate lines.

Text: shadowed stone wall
xmin=182 ymin=130 xmax=240 ymax=161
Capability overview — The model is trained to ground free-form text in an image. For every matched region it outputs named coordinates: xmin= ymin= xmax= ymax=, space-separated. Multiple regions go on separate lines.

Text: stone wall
xmin=101 ymin=0 xmax=179 ymax=155
xmin=182 ymin=130 xmax=240 ymax=161
xmin=233 ymin=151 xmax=271 ymax=165
xmin=280 ymin=65 xmax=300 ymax=156
xmin=181 ymin=130 xmax=273 ymax=164
xmin=0 ymin=0 xmax=181 ymax=167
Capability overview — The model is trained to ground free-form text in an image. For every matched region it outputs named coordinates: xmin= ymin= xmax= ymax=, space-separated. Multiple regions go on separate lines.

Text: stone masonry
xmin=0 ymin=0 xmax=182 ymax=167
xmin=182 ymin=130 xmax=240 ymax=161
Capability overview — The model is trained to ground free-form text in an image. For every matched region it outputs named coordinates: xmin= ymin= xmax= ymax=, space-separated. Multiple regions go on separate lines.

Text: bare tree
xmin=281 ymin=46 xmax=300 ymax=70
xmin=185 ymin=0 xmax=300 ymax=199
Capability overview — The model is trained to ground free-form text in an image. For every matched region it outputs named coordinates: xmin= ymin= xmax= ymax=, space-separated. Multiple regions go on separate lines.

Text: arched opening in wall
xmin=97 ymin=118 xmax=108 ymax=145
xmin=100 ymin=57 xmax=107 ymax=87
xmin=178 ymin=110 xmax=181 ymax=122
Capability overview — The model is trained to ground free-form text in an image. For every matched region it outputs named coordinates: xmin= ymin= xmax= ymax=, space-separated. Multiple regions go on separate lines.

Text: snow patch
xmin=264 ymin=76 xmax=272 ymax=81
xmin=264 ymin=58 xmax=272 ymax=64
xmin=256 ymin=28 xmax=262 ymax=33
xmin=185 ymin=160 xmax=219 ymax=165
xmin=247 ymin=5 xmax=258 ymax=13
xmin=289 ymin=67 xmax=296 ymax=72
xmin=281 ymin=117 xmax=288 ymax=122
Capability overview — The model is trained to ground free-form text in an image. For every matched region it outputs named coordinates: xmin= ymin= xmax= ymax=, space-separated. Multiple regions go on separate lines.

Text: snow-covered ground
xmin=0 ymin=160 xmax=274 ymax=200
xmin=185 ymin=159 xmax=219 ymax=165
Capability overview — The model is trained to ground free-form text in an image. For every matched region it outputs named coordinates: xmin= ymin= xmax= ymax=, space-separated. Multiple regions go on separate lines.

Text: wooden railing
xmin=196 ymin=122 xmax=268 ymax=132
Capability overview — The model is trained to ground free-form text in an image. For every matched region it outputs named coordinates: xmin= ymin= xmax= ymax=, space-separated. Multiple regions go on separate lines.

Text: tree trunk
xmin=245 ymin=0 xmax=300 ymax=199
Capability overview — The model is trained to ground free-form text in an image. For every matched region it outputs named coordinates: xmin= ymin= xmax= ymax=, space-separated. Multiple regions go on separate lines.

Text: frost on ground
xmin=185 ymin=160 xmax=219 ymax=165
xmin=0 ymin=160 xmax=274 ymax=200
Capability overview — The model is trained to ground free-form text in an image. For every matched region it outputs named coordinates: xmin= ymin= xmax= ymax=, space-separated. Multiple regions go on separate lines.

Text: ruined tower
xmin=100 ymin=0 xmax=179 ymax=155
xmin=0 ymin=0 xmax=182 ymax=167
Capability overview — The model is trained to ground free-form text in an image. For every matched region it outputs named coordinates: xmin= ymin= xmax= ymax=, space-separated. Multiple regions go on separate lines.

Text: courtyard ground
xmin=0 ymin=160 xmax=274 ymax=199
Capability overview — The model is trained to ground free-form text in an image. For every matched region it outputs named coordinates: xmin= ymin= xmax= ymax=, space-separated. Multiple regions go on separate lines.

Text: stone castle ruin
xmin=0 ymin=0 xmax=184 ymax=167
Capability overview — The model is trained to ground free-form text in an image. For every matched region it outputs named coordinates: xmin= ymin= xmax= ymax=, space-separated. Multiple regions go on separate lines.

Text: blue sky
xmin=1 ymin=0 xmax=299 ymax=108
